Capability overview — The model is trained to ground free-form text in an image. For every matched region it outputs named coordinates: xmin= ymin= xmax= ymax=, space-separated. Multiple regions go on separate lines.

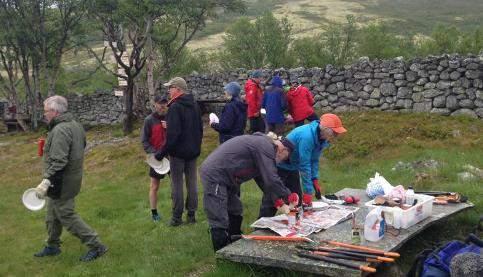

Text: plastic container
xmin=405 ymin=186 xmax=415 ymax=205
xmin=364 ymin=207 xmax=385 ymax=242
xmin=365 ymin=193 xmax=434 ymax=229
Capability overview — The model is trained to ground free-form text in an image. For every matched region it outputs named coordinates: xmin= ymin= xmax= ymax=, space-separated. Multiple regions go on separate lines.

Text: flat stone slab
xmin=217 ymin=188 xmax=474 ymax=276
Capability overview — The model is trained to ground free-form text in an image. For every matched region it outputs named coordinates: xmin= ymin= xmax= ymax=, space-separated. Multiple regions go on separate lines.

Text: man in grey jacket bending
xmin=200 ymin=132 xmax=299 ymax=251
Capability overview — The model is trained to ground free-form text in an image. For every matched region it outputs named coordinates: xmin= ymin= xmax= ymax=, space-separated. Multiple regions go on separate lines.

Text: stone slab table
xmin=217 ymin=188 xmax=474 ymax=276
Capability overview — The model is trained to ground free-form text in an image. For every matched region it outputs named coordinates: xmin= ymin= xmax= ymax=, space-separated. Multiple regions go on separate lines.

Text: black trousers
xmin=249 ymin=116 xmax=265 ymax=134
xmin=294 ymin=113 xmax=319 ymax=127
xmin=258 ymin=167 xmax=302 ymax=218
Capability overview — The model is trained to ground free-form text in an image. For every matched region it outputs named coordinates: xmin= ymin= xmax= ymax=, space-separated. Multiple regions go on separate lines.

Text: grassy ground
xmin=0 ymin=111 xmax=481 ymax=276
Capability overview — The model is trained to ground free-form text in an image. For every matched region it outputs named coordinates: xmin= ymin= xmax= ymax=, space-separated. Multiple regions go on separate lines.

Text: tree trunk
xmin=123 ymin=78 xmax=134 ymax=135
xmin=146 ymin=53 xmax=155 ymax=107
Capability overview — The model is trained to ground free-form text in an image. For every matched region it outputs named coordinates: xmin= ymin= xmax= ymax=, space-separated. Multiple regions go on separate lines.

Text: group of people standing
xmin=142 ymin=72 xmax=347 ymax=252
xmin=32 ymin=71 xmax=347 ymax=262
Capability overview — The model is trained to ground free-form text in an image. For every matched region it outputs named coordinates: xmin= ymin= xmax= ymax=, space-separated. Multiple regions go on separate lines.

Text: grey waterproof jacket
xmin=200 ymin=133 xmax=291 ymax=203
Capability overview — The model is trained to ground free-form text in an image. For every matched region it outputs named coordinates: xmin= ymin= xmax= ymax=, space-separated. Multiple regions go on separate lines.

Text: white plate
xmin=146 ymin=154 xmax=170 ymax=175
xmin=22 ymin=188 xmax=46 ymax=211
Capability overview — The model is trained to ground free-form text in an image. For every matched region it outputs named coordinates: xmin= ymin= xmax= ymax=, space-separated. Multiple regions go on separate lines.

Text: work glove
xmin=302 ymin=193 xmax=313 ymax=207
xmin=287 ymin=192 xmax=299 ymax=209
xmin=274 ymin=198 xmax=290 ymax=215
xmin=312 ymin=179 xmax=322 ymax=200
xmin=154 ymin=150 xmax=165 ymax=161
xmin=209 ymin=113 xmax=219 ymax=125
xmin=35 ymin=179 xmax=51 ymax=199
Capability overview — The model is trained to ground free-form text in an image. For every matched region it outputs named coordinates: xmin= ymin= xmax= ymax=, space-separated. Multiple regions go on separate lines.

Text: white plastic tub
xmin=365 ymin=194 xmax=434 ymax=229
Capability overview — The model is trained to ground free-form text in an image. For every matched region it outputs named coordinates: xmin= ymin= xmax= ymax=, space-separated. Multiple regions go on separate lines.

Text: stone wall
xmin=187 ymin=54 xmax=482 ymax=119
xmin=66 ymin=90 xmax=124 ymax=125
xmin=63 ymin=54 xmax=482 ymax=125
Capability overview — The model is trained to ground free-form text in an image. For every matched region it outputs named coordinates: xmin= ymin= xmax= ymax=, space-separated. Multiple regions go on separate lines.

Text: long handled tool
xmin=310 ymin=250 xmax=383 ymax=263
xmin=297 ymin=251 xmax=377 ymax=273
xmin=296 ymin=245 xmax=395 ymax=263
xmin=232 ymin=234 xmax=315 ymax=243
xmin=336 ymin=248 xmax=399 ymax=260
xmin=320 ymin=240 xmax=400 ymax=258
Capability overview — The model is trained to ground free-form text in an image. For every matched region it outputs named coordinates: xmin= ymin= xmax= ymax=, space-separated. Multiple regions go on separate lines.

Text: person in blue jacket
xmin=210 ymin=82 xmax=247 ymax=144
xmin=259 ymin=113 xmax=347 ymax=217
xmin=262 ymin=75 xmax=286 ymax=135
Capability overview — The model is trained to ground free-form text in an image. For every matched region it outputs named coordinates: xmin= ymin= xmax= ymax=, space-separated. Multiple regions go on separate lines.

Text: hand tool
xmin=297 ymin=251 xmax=377 ymax=273
xmin=296 ymin=245 xmax=394 ymax=262
xmin=231 ymin=234 xmax=315 ymax=243
xmin=319 ymin=240 xmax=400 ymax=258
xmin=310 ymin=250 xmax=383 ymax=263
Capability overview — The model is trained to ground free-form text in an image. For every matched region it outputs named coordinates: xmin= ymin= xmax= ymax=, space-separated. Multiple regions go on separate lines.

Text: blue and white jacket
xmin=277 ymin=120 xmax=330 ymax=194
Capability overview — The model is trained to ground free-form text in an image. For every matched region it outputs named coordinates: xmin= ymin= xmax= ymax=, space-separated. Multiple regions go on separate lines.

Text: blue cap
xmin=251 ymin=70 xmax=262 ymax=78
xmin=270 ymin=75 xmax=284 ymax=88
xmin=224 ymin=82 xmax=241 ymax=97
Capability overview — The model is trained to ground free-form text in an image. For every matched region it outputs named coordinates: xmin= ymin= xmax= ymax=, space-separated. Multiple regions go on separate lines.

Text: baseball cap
xmin=320 ymin=113 xmax=347 ymax=134
xmin=224 ymin=82 xmax=241 ymax=97
xmin=163 ymin=77 xmax=188 ymax=91
xmin=251 ymin=70 xmax=262 ymax=78
xmin=280 ymin=137 xmax=295 ymax=153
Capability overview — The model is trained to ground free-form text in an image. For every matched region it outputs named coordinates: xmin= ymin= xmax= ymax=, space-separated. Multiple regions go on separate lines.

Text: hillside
xmin=1 ymin=111 xmax=481 ymax=276
xmin=189 ymin=0 xmax=483 ymax=51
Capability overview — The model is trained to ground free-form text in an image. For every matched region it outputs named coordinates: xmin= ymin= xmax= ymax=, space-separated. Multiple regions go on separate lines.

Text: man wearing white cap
xmin=155 ymin=77 xmax=203 ymax=226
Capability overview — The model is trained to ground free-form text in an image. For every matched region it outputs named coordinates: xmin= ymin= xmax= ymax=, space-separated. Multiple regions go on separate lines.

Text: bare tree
xmin=88 ymin=0 xmax=245 ymax=135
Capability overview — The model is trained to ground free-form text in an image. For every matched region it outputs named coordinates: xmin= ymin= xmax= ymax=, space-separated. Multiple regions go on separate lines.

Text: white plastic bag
xmin=209 ymin=113 xmax=219 ymax=124
xmin=366 ymin=172 xmax=394 ymax=199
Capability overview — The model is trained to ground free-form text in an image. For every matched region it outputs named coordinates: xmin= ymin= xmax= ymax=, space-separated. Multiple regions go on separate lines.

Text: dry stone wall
xmin=65 ymin=90 xmax=124 ymax=125
xmin=188 ymin=54 xmax=482 ymax=119
xmin=63 ymin=54 xmax=482 ymax=125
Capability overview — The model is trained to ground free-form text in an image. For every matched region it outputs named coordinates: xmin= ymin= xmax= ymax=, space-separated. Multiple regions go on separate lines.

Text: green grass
xmin=0 ymin=111 xmax=481 ymax=276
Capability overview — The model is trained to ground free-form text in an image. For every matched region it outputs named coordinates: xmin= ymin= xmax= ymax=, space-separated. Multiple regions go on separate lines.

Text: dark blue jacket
xmin=212 ymin=97 xmax=247 ymax=144
xmin=262 ymin=87 xmax=286 ymax=124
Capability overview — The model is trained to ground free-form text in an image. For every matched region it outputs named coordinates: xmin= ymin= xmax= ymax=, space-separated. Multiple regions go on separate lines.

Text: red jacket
xmin=244 ymin=78 xmax=263 ymax=118
xmin=286 ymin=85 xmax=315 ymax=122
xmin=141 ymin=112 xmax=167 ymax=153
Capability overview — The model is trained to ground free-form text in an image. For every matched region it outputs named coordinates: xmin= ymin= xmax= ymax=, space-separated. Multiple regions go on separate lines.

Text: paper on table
xmin=251 ymin=205 xmax=358 ymax=237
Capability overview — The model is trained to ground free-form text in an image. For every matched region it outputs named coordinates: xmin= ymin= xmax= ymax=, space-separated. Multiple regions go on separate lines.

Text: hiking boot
xmin=79 ymin=245 xmax=108 ymax=262
xmin=152 ymin=214 xmax=161 ymax=222
xmin=187 ymin=213 xmax=196 ymax=224
xmin=168 ymin=217 xmax=182 ymax=227
xmin=34 ymin=246 xmax=61 ymax=257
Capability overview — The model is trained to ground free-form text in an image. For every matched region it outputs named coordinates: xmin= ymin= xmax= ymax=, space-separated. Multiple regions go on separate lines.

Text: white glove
xmin=35 ymin=179 xmax=51 ymax=199
xmin=277 ymin=204 xmax=290 ymax=215
xmin=260 ymin=108 xmax=267 ymax=115
xmin=209 ymin=113 xmax=219 ymax=125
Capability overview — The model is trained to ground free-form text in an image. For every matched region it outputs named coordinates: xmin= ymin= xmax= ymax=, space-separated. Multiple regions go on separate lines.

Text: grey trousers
xmin=169 ymin=156 xmax=198 ymax=219
xmin=46 ymin=197 xmax=102 ymax=249
xmin=202 ymin=177 xmax=243 ymax=230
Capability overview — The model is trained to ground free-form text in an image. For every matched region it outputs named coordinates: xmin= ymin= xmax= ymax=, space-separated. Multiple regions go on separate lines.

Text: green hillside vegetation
xmin=1 ymin=112 xmax=481 ymax=276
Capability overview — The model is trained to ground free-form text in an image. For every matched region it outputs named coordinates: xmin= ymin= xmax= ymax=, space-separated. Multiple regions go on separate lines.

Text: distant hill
xmin=188 ymin=0 xmax=483 ymax=51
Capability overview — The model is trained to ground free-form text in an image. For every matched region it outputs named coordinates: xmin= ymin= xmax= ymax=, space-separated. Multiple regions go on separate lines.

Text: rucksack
xmin=407 ymin=233 xmax=482 ymax=277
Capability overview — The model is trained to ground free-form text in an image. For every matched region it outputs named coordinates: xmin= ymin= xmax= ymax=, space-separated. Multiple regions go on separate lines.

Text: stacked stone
xmin=66 ymin=90 xmax=124 ymax=125
xmin=185 ymin=54 xmax=482 ymax=119
xmin=60 ymin=54 xmax=482 ymax=125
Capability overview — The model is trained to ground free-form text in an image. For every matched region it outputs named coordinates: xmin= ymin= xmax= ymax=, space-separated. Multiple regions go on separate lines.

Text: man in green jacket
xmin=34 ymin=95 xmax=107 ymax=262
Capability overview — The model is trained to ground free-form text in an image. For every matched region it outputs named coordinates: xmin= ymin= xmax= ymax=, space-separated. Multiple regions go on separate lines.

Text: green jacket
xmin=43 ymin=112 xmax=86 ymax=199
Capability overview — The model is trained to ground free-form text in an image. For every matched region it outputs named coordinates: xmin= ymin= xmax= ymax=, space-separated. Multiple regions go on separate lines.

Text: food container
xmin=365 ymin=194 xmax=434 ymax=229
